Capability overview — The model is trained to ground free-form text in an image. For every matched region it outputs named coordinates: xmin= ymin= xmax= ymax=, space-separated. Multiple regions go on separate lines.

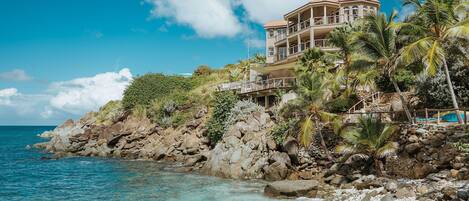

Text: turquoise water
xmin=0 ymin=126 xmax=282 ymax=201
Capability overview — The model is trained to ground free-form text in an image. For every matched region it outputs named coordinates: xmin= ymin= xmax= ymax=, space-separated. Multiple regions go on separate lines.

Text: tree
xmin=355 ymin=11 xmax=414 ymax=123
xmin=400 ymin=0 xmax=469 ymax=123
xmin=336 ymin=116 xmax=399 ymax=176
xmin=284 ymin=48 xmax=342 ymax=160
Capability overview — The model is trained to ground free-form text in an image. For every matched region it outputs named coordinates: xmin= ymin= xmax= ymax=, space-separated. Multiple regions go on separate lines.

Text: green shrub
xmin=270 ymin=119 xmax=298 ymax=145
xmin=95 ymin=100 xmax=124 ymax=125
xmin=325 ymin=93 xmax=359 ymax=113
xmin=206 ymin=91 xmax=238 ymax=145
xmin=148 ymin=91 xmax=202 ymax=128
xmin=122 ymin=74 xmax=193 ymax=110
xmin=375 ymin=69 xmax=416 ymax=93
xmin=193 ymin=65 xmax=214 ymax=77
xmin=132 ymin=105 xmax=147 ymax=120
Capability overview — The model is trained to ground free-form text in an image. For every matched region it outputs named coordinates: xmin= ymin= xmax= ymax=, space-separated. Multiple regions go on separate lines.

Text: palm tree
xmin=237 ymin=59 xmax=251 ymax=82
xmin=355 ymin=11 xmax=414 ymax=123
xmin=285 ymin=48 xmax=342 ymax=160
xmin=400 ymin=0 xmax=469 ymax=123
xmin=336 ymin=116 xmax=399 ymax=176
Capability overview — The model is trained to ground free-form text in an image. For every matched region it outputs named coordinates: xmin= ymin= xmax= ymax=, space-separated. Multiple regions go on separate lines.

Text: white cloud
xmin=49 ymin=68 xmax=133 ymax=115
xmin=245 ymin=38 xmax=265 ymax=49
xmin=0 ymin=69 xmax=32 ymax=81
xmin=0 ymin=88 xmax=19 ymax=106
xmin=146 ymin=0 xmax=242 ymax=38
xmin=398 ymin=5 xmax=416 ymax=21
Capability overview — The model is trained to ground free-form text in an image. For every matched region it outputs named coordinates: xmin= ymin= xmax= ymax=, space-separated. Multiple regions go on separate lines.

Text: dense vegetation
xmin=122 ymin=74 xmax=193 ymax=110
xmin=205 ymin=91 xmax=238 ymax=146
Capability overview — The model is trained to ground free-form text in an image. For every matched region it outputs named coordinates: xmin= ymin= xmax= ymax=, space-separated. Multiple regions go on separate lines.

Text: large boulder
xmin=264 ymin=180 xmax=319 ymax=198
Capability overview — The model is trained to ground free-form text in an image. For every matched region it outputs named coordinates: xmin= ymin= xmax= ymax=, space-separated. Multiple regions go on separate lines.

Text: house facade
xmin=220 ymin=0 xmax=380 ymax=108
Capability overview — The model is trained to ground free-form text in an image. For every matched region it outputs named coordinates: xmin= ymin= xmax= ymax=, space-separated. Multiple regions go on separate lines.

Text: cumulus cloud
xmin=146 ymin=0 xmax=243 ymax=38
xmin=48 ymin=68 xmax=132 ymax=115
xmin=145 ymin=0 xmax=308 ymax=39
xmin=0 ymin=88 xmax=19 ymax=106
xmin=0 ymin=69 xmax=32 ymax=81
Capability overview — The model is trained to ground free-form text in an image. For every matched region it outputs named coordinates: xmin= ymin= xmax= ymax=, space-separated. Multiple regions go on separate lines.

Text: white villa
xmin=220 ymin=0 xmax=381 ymax=107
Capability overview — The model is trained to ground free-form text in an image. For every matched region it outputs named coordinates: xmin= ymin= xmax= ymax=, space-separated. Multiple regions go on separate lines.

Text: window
xmin=268 ymin=47 xmax=274 ymax=56
xmin=269 ymin=30 xmax=274 ymax=38
xmin=344 ymin=7 xmax=350 ymax=22
xmin=352 ymin=6 xmax=359 ymax=20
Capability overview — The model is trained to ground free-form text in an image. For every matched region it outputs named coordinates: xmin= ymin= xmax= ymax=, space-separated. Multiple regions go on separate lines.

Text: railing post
xmin=465 ymin=110 xmax=467 ymax=125
xmin=437 ymin=110 xmax=440 ymax=125
xmin=425 ymin=108 xmax=429 ymax=124
xmin=414 ymin=111 xmax=417 ymax=124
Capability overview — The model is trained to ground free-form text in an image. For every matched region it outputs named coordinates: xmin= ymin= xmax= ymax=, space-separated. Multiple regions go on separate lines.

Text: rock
xmin=330 ymin=175 xmax=346 ymax=186
xmin=264 ymin=180 xmax=319 ymax=198
xmin=194 ymin=106 xmax=208 ymax=119
xmin=269 ymin=152 xmax=291 ymax=166
xmin=266 ymin=138 xmax=277 ymax=151
xmin=282 ymin=137 xmax=299 ymax=165
xmin=450 ymin=169 xmax=459 ymax=178
xmin=408 ymin=135 xmax=419 ymax=143
xmin=384 ymin=181 xmax=398 ymax=192
xmin=395 ymin=187 xmax=416 ymax=199
xmin=264 ymin=162 xmax=289 ymax=181
xmin=457 ymin=190 xmax=469 ymax=200
xmin=380 ymin=194 xmax=394 ymax=201
xmin=442 ymin=187 xmax=457 ymax=200
xmin=416 ymin=185 xmax=429 ymax=194
xmin=405 ymin=143 xmax=422 ymax=154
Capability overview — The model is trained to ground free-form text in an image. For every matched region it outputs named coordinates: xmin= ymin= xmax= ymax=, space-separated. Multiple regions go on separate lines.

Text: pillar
xmin=339 ymin=7 xmax=344 ymax=23
xmin=310 ymin=7 xmax=314 ymax=25
xmin=298 ymin=35 xmax=301 ymax=52
xmin=323 ymin=6 xmax=327 ymax=24
xmin=286 ymin=38 xmax=290 ymax=56
xmin=265 ymin=96 xmax=269 ymax=108
xmin=298 ymin=13 xmax=301 ymax=30
xmin=287 ymin=18 xmax=290 ymax=35
xmin=358 ymin=5 xmax=364 ymax=18
xmin=310 ymin=28 xmax=315 ymax=48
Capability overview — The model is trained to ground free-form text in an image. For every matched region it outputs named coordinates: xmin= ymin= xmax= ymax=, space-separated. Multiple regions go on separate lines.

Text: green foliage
xmin=375 ymin=69 xmax=416 ymax=93
xmin=325 ymin=93 xmax=360 ymax=113
xmin=148 ymin=91 xmax=202 ymax=128
xmin=206 ymin=91 xmax=238 ymax=145
xmin=122 ymin=74 xmax=193 ymax=110
xmin=337 ymin=116 xmax=399 ymax=175
xmin=225 ymin=101 xmax=264 ymax=127
xmin=95 ymin=100 xmax=124 ymax=125
xmin=132 ymin=105 xmax=148 ymax=120
xmin=193 ymin=65 xmax=214 ymax=77
xmin=271 ymin=119 xmax=298 ymax=145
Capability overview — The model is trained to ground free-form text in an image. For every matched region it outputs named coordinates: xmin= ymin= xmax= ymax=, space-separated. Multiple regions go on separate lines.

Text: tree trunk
xmin=442 ymin=58 xmax=463 ymax=124
xmin=373 ymin=158 xmax=383 ymax=177
xmin=391 ymin=79 xmax=414 ymax=124
xmin=315 ymin=120 xmax=333 ymax=161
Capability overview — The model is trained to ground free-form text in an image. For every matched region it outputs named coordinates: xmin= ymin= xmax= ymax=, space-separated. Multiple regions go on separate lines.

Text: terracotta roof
xmin=264 ymin=20 xmax=288 ymax=29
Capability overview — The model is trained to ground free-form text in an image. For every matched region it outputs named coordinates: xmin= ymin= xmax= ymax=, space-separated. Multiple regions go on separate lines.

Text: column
xmin=286 ymin=38 xmax=290 ymax=56
xmin=310 ymin=28 xmax=315 ymax=48
xmin=323 ymin=6 xmax=327 ymax=24
xmin=310 ymin=7 xmax=314 ymax=25
xmin=298 ymin=35 xmax=301 ymax=52
xmin=339 ymin=7 xmax=344 ymax=23
xmin=358 ymin=5 xmax=364 ymax=18
xmin=287 ymin=18 xmax=290 ymax=35
xmin=265 ymin=96 xmax=269 ymax=108
xmin=297 ymin=13 xmax=301 ymax=30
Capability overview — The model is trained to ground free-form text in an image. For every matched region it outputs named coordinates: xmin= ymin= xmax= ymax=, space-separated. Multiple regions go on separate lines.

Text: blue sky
xmin=0 ymin=0 xmax=403 ymax=125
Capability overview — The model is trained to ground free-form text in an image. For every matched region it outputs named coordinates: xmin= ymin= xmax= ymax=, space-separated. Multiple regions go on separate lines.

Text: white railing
xmin=217 ymin=82 xmax=242 ymax=91
xmin=288 ymin=24 xmax=298 ymax=34
xmin=299 ymin=19 xmax=311 ymax=30
xmin=300 ymin=42 xmax=311 ymax=52
xmin=313 ymin=17 xmax=325 ymax=25
xmin=289 ymin=45 xmax=299 ymax=55
xmin=240 ymin=77 xmax=296 ymax=94
xmin=348 ymin=92 xmax=382 ymax=113
xmin=275 ymin=33 xmax=287 ymax=42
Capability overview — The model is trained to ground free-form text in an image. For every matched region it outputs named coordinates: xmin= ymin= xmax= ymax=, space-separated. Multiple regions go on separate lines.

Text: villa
xmin=220 ymin=0 xmax=380 ymax=108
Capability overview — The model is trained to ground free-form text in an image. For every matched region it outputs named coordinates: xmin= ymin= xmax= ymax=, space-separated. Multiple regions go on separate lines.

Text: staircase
xmin=347 ymin=92 xmax=391 ymax=114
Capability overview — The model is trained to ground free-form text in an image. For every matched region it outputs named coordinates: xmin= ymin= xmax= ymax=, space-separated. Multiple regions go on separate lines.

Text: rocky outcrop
xmin=264 ymin=180 xmax=319 ymax=198
xmin=386 ymin=124 xmax=469 ymax=180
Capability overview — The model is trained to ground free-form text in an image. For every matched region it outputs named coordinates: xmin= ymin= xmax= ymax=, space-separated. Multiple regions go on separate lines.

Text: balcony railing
xmin=288 ymin=24 xmax=298 ymax=34
xmin=300 ymin=42 xmax=311 ymax=52
xmin=240 ymin=77 xmax=296 ymax=94
xmin=275 ymin=33 xmax=287 ymax=41
xmin=299 ymin=19 xmax=311 ymax=30
xmin=289 ymin=45 xmax=300 ymax=55
xmin=315 ymin=39 xmax=334 ymax=48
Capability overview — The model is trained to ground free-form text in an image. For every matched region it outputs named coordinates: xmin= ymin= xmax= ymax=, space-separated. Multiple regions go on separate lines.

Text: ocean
xmin=0 ymin=126 xmax=283 ymax=201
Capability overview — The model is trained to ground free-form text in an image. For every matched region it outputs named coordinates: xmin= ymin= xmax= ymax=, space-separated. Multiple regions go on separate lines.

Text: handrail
xmin=347 ymin=92 xmax=381 ymax=113
xmin=240 ymin=77 xmax=296 ymax=94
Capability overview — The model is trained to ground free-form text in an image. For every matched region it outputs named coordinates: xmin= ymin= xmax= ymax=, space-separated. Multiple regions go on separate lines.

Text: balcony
xmin=240 ymin=77 xmax=297 ymax=94
xmin=289 ymin=45 xmax=299 ymax=55
xmin=314 ymin=39 xmax=334 ymax=48
xmin=275 ymin=33 xmax=287 ymax=42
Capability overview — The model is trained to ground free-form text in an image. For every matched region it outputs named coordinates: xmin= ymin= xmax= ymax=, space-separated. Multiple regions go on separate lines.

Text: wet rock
xmin=264 ymin=180 xmax=319 ymax=198
xmin=405 ymin=143 xmax=422 ymax=154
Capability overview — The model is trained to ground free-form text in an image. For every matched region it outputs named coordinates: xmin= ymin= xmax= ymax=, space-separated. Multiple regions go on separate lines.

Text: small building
xmin=220 ymin=0 xmax=381 ymax=108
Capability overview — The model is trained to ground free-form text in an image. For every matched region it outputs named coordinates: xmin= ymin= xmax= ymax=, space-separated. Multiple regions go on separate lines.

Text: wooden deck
xmin=218 ymin=77 xmax=296 ymax=95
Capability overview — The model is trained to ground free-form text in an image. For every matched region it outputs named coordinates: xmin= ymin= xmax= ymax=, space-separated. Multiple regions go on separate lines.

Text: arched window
xmin=352 ymin=6 xmax=359 ymax=20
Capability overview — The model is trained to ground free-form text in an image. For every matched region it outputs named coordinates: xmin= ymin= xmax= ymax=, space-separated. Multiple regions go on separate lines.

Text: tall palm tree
xmin=336 ymin=116 xmax=399 ymax=176
xmin=285 ymin=48 xmax=342 ymax=160
xmin=400 ymin=0 xmax=469 ymax=123
xmin=355 ymin=11 xmax=414 ymax=123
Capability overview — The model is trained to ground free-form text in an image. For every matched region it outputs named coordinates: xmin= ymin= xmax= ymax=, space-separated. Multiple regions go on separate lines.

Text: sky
xmin=0 ymin=0 xmax=404 ymax=125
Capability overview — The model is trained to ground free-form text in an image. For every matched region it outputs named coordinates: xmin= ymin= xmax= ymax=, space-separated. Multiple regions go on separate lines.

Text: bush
xmin=225 ymin=101 xmax=264 ymax=127
xmin=148 ymin=91 xmax=202 ymax=128
xmin=95 ymin=100 xmax=124 ymax=125
xmin=375 ymin=69 xmax=416 ymax=93
xmin=193 ymin=65 xmax=214 ymax=77
xmin=206 ymin=91 xmax=238 ymax=145
xmin=325 ymin=93 xmax=359 ymax=113
xmin=122 ymin=74 xmax=193 ymax=110
xmin=132 ymin=105 xmax=147 ymax=120
xmin=270 ymin=119 xmax=298 ymax=145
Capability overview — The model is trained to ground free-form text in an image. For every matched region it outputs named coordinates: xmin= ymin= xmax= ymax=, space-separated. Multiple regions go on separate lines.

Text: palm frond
xmin=399 ymin=36 xmax=434 ymax=66
xmin=377 ymin=125 xmax=399 ymax=148
xmin=335 ymin=144 xmax=356 ymax=155
xmin=422 ymin=40 xmax=444 ymax=76
xmin=299 ymin=115 xmax=315 ymax=147
xmin=376 ymin=142 xmax=399 ymax=158
xmin=345 ymin=153 xmax=370 ymax=164
xmin=444 ymin=18 xmax=469 ymax=40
